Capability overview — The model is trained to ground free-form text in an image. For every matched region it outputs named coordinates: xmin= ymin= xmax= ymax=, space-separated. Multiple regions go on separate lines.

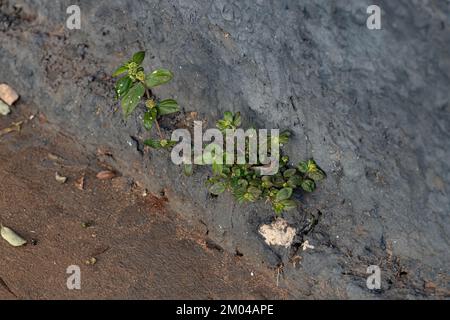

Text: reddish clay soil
xmin=0 ymin=110 xmax=287 ymax=299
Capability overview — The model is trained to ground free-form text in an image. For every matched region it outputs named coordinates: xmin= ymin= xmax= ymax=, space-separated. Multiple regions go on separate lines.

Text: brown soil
xmin=0 ymin=109 xmax=288 ymax=300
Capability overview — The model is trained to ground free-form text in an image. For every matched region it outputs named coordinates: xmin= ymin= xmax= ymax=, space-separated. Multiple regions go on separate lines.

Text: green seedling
xmin=112 ymin=51 xmax=180 ymax=147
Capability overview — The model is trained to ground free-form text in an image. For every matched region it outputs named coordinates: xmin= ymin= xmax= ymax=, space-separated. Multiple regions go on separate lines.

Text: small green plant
xmin=111 ymin=52 xmax=325 ymax=216
xmin=112 ymin=51 xmax=179 ymax=148
xmin=203 ymin=112 xmax=326 ymax=215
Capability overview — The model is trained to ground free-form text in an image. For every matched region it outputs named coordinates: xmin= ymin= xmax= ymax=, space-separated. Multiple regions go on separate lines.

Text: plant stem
xmin=154 ymin=118 xmax=163 ymax=140
xmin=145 ymin=87 xmax=163 ymax=139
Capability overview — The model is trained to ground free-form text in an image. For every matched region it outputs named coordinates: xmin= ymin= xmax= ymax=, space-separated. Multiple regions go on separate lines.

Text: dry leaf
xmin=75 ymin=175 xmax=85 ymax=190
xmin=55 ymin=172 xmax=67 ymax=183
xmin=1 ymin=225 xmax=27 ymax=247
xmin=291 ymin=255 xmax=302 ymax=268
xmin=0 ymin=121 xmax=23 ymax=137
xmin=96 ymin=170 xmax=116 ymax=180
xmin=48 ymin=153 xmax=64 ymax=162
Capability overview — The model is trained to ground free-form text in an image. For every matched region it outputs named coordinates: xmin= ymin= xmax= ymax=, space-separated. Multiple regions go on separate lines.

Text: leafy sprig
xmin=203 ymin=112 xmax=326 ymax=215
xmin=113 ymin=51 xmax=180 ymax=145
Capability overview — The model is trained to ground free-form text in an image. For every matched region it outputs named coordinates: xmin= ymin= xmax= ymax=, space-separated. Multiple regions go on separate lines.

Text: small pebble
xmin=0 ymin=83 xmax=19 ymax=106
xmin=55 ymin=172 xmax=68 ymax=184
xmin=81 ymin=221 xmax=92 ymax=228
xmin=0 ymin=100 xmax=10 ymax=116
xmin=85 ymin=257 xmax=97 ymax=265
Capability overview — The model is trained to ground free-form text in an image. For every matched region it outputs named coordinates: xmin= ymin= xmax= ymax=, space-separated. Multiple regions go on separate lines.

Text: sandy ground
xmin=0 ymin=109 xmax=288 ymax=299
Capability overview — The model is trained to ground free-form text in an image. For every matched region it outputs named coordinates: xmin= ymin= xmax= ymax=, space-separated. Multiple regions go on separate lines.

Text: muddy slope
xmin=0 ymin=0 xmax=449 ymax=298
xmin=0 ymin=110 xmax=289 ymax=299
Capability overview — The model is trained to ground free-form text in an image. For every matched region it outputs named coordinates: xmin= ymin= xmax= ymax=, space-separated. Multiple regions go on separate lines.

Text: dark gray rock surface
xmin=1 ymin=0 xmax=449 ymax=298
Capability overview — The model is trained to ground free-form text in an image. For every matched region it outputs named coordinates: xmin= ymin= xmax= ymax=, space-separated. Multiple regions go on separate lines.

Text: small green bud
xmin=136 ymin=71 xmax=145 ymax=81
xmin=127 ymin=61 xmax=138 ymax=71
xmin=146 ymin=99 xmax=156 ymax=109
xmin=127 ymin=62 xmax=139 ymax=80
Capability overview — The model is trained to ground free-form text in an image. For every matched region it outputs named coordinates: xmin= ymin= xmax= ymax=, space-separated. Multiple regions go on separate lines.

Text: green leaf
xmin=156 ymin=99 xmax=180 ymax=116
xmin=121 ymin=83 xmax=145 ymax=117
xmin=209 ymin=182 xmax=226 ymax=195
xmin=287 ymin=175 xmax=302 ymax=188
xmin=145 ymin=69 xmax=173 ymax=87
xmin=279 ymin=130 xmax=291 ymax=145
xmin=132 ymin=51 xmax=145 ymax=65
xmin=261 ymin=176 xmax=273 ymax=188
xmin=143 ymin=108 xmax=157 ymax=131
xmin=281 ymin=155 xmax=289 ymax=165
xmin=308 ymin=168 xmax=326 ymax=181
xmin=272 ymin=174 xmax=285 ymax=187
xmin=222 ymin=166 xmax=231 ymax=175
xmin=236 ymin=179 xmax=248 ymax=190
xmin=233 ymin=112 xmax=242 ymax=127
xmin=276 ymin=187 xmax=293 ymax=201
xmin=307 ymin=159 xmax=318 ymax=172
xmin=216 ymin=119 xmax=229 ymax=131
xmin=235 ymin=190 xmax=247 ymax=204
xmin=305 ymin=159 xmax=326 ymax=181
xmin=112 ymin=65 xmax=128 ymax=77
xmin=223 ymin=111 xmax=233 ymax=122
xmin=297 ymin=161 xmax=308 ymax=174
xmin=280 ymin=199 xmax=297 ymax=211
xmin=183 ymin=164 xmax=193 ymax=176
xmin=247 ymin=186 xmax=262 ymax=199
xmin=212 ymin=162 xmax=223 ymax=175
xmin=273 ymin=203 xmax=284 ymax=215
xmin=143 ymin=139 xmax=161 ymax=149
xmin=301 ymin=179 xmax=316 ymax=192
xmin=115 ymin=76 xmax=132 ymax=98
xmin=230 ymin=180 xmax=244 ymax=195
xmin=232 ymin=167 xmax=242 ymax=177
xmin=159 ymin=139 xmax=177 ymax=149
xmin=283 ymin=168 xmax=297 ymax=178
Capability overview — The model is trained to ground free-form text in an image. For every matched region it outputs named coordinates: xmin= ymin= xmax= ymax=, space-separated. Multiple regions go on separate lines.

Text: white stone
xmin=0 ymin=100 xmax=10 ymax=116
xmin=301 ymin=240 xmax=315 ymax=251
xmin=259 ymin=218 xmax=296 ymax=248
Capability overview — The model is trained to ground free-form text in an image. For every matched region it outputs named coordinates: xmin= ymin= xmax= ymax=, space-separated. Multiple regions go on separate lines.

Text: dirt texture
xmin=0 ymin=0 xmax=449 ymax=298
xmin=0 ymin=109 xmax=288 ymax=299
